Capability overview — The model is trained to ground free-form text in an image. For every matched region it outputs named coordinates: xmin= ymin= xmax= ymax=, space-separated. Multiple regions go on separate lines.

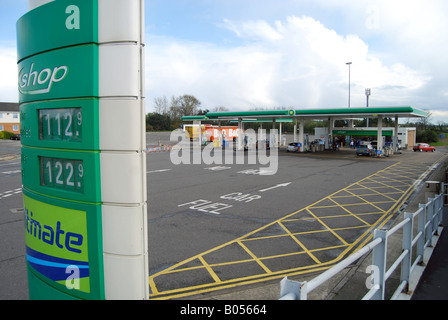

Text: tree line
xmin=147 ymin=95 xmax=202 ymax=131
xmin=146 ymin=94 xmax=227 ymax=131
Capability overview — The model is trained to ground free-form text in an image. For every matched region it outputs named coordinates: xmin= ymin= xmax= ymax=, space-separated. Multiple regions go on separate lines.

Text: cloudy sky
xmin=1 ymin=0 xmax=447 ymax=123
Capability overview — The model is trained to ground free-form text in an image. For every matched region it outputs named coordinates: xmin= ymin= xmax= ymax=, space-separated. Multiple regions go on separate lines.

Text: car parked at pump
xmin=413 ymin=143 xmax=436 ymax=152
xmin=286 ymin=142 xmax=300 ymax=152
xmin=356 ymin=141 xmax=375 ymax=156
xmin=385 ymin=141 xmax=402 ymax=150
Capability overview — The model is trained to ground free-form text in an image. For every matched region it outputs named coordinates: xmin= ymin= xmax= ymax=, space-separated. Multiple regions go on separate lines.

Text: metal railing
xmin=280 ymin=182 xmax=447 ymax=300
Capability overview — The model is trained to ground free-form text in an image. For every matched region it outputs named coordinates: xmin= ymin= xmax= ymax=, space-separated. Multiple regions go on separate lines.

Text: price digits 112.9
xmin=39 ymin=108 xmax=82 ymax=142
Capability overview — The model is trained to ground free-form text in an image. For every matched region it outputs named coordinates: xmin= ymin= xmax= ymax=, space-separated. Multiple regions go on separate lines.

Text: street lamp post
xmin=365 ymin=88 xmax=371 ymax=107
xmin=365 ymin=88 xmax=371 ymax=127
xmin=346 ymin=62 xmax=352 ymax=108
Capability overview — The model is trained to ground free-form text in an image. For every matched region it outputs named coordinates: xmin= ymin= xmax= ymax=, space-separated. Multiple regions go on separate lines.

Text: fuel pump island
xmin=17 ymin=0 xmax=148 ymax=299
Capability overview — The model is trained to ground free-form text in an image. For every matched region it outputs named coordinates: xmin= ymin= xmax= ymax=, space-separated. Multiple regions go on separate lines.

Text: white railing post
xmin=426 ymin=199 xmax=434 ymax=247
xmin=434 ymin=194 xmax=443 ymax=235
xmin=417 ymin=204 xmax=426 ymax=265
xmin=400 ymin=213 xmax=413 ymax=293
xmin=279 ymin=277 xmax=307 ymax=300
xmin=436 ymin=194 xmax=443 ymax=227
xmin=443 ymin=184 xmax=448 ymax=226
xmin=371 ymin=229 xmax=387 ymax=300
xmin=430 ymin=197 xmax=438 ymax=236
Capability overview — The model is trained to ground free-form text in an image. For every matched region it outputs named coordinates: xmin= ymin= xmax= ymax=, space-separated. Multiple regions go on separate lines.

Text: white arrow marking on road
xmin=0 ymin=162 xmax=20 ymax=167
xmin=259 ymin=182 xmax=292 ymax=193
xmin=147 ymin=169 xmax=172 ymax=174
xmin=205 ymin=166 xmax=231 ymax=171
xmin=1 ymin=170 xmax=21 ymax=174
xmin=0 ymin=188 xmax=22 ymax=199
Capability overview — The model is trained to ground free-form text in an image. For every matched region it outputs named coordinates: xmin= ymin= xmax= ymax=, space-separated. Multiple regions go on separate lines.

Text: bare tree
xmin=178 ymin=95 xmax=201 ymax=116
xmin=152 ymin=94 xmax=203 ymax=128
xmin=154 ymin=96 xmax=169 ymax=115
xmin=169 ymin=95 xmax=182 ymax=121
xmin=418 ymin=110 xmax=432 ymax=130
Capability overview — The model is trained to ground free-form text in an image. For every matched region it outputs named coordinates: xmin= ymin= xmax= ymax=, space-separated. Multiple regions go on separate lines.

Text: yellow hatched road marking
xmin=237 ymin=241 xmax=272 ymax=274
xmin=277 ymin=221 xmax=321 ymax=264
xmin=304 ymin=208 xmax=350 ymax=246
xmin=199 ymin=256 xmax=221 ymax=283
xmin=149 ymin=157 xmax=447 ymax=299
xmin=342 ymin=188 xmax=390 ymax=214
xmin=327 ymin=197 xmax=371 ymax=225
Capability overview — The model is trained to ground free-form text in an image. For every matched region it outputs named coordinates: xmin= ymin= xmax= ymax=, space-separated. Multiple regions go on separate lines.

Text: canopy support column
xmin=394 ymin=115 xmax=399 ymax=153
xmin=237 ymin=117 xmax=243 ymax=150
xmin=299 ymin=118 xmax=305 ymax=152
xmin=294 ymin=119 xmax=298 ymax=143
xmin=377 ymin=116 xmax=383 ymax=155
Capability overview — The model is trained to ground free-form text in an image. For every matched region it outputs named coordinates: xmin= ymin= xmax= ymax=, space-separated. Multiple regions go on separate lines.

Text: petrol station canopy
xmin=182 ymin=106 xmax=428 ymax=122
xmin=182 ymin=106 xmax=428 ymax=154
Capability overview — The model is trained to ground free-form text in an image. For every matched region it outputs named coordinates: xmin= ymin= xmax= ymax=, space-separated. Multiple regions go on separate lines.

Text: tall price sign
xmin=18 ymin=0 xmax=148 ymax=300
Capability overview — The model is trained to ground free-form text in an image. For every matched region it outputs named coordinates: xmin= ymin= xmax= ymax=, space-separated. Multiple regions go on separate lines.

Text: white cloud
xmin=0 ymin=46 xmax=18 ymax=102
xmin=429 ymin=110 xmax=448 ymax=125
xmin=223 ymin=19 xmax=283 ymax=41
xmin=147 ymin=37 xmax=281 ymax=108
xmin=307 ymin=1 xmax=448 ymax=93
xmin=147 ymin=15 xmax=430 ymax=114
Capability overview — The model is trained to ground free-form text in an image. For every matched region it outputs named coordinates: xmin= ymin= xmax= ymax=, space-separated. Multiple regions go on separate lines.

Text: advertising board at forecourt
xmin=17 ymin=0 xmax=148 ymax=299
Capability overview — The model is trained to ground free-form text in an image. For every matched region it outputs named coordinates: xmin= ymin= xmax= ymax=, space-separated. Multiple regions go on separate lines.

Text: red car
xmin=413 ymin=143 xmax=436 ymax=152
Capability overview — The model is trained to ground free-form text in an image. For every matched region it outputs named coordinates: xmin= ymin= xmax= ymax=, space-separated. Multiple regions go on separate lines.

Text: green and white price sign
xmin=18 ymin=0 xmax=148 ymax=300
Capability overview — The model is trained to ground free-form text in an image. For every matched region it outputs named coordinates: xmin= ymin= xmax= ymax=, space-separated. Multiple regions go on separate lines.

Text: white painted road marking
xmin=1 ymin=170 xmax=21 ymax=175
xmin=147 ymin=169 xmax=172 ymax=174
xmin=259 ymin=182 xmax=292 ymax=192
xmin=205 ymin=166 xmax=231 ymax=171
xmin=178 ymin=199 xmax=232 ymax=215
xmin=0 ymin=188 xmax=22 ymax=200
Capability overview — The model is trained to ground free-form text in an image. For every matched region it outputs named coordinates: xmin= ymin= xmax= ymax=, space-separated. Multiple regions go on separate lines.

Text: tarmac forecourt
xmin=149 ymin=154 xmax=448 ymax=300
